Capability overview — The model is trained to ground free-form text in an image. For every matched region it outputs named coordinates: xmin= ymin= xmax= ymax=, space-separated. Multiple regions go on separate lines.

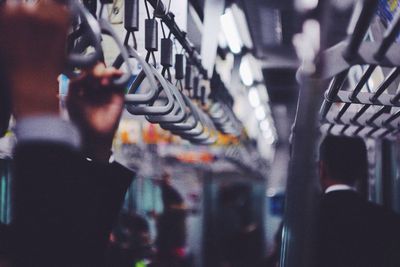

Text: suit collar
xmin=325 ymin=184 xmax=356 ymax=194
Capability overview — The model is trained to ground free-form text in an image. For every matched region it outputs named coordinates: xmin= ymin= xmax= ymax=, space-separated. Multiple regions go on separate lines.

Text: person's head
xmin=319 ymin=135 xmax=367 ymax=191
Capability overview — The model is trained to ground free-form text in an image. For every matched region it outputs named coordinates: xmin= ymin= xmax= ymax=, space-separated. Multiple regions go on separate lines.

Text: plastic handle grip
xmin=185 ymin=63 xmax=192 ymax=89
xmin=98 ymin=18 xmax=133 ymax=87
xmin=175 ymin=54 xmax=184 ymax=80
xmin=67 ymin=2 xmax=102 ymax=69
xmin=125 ymin=0 xmax=139 ymax=31
xmin=161 ymin=38 xmax=173 ymax=67
xmin=145 ymin=19 xmax=158 ymax=52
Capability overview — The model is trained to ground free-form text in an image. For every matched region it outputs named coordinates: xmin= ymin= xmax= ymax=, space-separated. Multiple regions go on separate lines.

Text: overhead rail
xmin=61 ymin=0 xmax=244 ymax=145
xmin=145 ymin=0 xmax=208 ymax=78
xmin=320 ymin=0 xmax=400 ymax=140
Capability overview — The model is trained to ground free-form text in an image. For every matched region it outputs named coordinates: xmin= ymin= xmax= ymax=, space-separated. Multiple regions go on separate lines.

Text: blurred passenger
xmin=160 ymin=172 xmax=186 ymax=211
xmin=0 ymin=2 xmax=134 ymax=265
xmin=0 ymin=223 xmax=11 ymax=266
xmin=218 ymin=184 xmax=263 ymax=267
xmin=156 ymin=172 xmax=189 ymax=267
xmin=0 ymin=63 xmax=10 ymax=138
xmin=317 ymin=135 xmax=400 ymax=267
xmin=264 ymin=222 xmax=283 ymax=267
xmin=107 ymin=213 xmax=154 ymax=267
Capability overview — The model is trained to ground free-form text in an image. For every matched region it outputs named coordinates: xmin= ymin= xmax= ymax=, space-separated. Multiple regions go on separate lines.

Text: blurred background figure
xmin=264 ymin=222 xmax=283 ymax=267
xmin=156 ymin=172 xmax=190 ymax=267
xmin=0 ymin=222 xmax=11 ymax=266
xmin=218 ymin=183 xmax=264 ymax=267
xmin=107 ymin=213 xmax=155 ymax=267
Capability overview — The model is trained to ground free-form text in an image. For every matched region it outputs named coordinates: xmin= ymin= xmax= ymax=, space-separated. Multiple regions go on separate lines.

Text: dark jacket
xmin=12 ymin=142 xmax=134 ymax=266
xmin=317 ymin=190 xmax=400 ymax=267
xmin=157 ymin=182 xmax=186 ymax=255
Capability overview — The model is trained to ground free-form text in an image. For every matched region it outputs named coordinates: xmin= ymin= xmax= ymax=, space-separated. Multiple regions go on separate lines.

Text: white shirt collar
xmin=325 ymin=184 xmax=356 ymax=194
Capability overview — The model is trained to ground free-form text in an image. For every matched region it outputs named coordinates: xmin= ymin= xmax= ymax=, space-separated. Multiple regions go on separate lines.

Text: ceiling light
xmin=295 ymin=0 xmax=318 ymax=11
xmin=255 ymin=106 xmax=266 ymax=120
xmin=264 ymin=134 xmax=275 ymax=145
xmin=248 ymin=87 xmax=260 ymax=107
xmin=218 ymin=32 xmax=228 ymax=49
xmin=240 ymin=56 xmax=254 ymax=86
xmin=256 ymin=84 xmax=270 ymax=103
xmin=260 ymin=120 xmax=271 ymax=132
xmin=262 ymin=129 xmax=275 ymax=145
xmin=263 ymin=129 xmax=273 ymax=139
xmin=220 ymin=8 xmax=242 ymax=54
xmin=230 ymin=4 xmax=253 ymax=49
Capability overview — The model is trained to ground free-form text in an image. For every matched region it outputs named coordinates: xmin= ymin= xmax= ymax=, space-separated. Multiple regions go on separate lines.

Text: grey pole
xmin=280 ymin=72 xmax=325 ymax=267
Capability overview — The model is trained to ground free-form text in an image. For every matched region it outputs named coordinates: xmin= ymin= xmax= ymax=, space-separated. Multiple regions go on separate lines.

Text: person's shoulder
xmin=110 ymin=160 xmax=136 ymax=176
xmin=14 ymin=141 xmax=83 ymax=170
xmin=83 ymin=159 xmax=136 ymax=187
xmin=365 ymin=201 xmax=400 ymax=222
xmin=321 ymin=190 xmax=360 ymax=206
xmin=319 ymin=191 xmax=376 ymax=220
xmin=323 ymin=190 xmax=359 ymax=198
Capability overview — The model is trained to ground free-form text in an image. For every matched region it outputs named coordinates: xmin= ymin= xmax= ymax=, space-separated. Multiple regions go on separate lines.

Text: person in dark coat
xmin=317 ymin=135 xmax=400 ymax=267
xmin=107 ymin=213 xmax=154 ymax=267
xmin=156 ymin=172 xmax=188 ymax=267
xmin=0 ymin=3 xmax=134 ymax=265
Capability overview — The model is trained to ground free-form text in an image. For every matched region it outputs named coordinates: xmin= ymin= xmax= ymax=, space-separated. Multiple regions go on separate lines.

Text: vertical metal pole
xmin=280 ymin=74 xmax=325 ymax=267
xmin=382 ymin=140 xmax=393 ymax=208
xmin=280 ymin=0 xmax=335 ymax=264
xmin=374 ymin=140 xmax=384 ymax=205
xmin=391 ymin=142 xmax=400 ymax=213
xmin=280 ymin=0 xmax=381 ymax=264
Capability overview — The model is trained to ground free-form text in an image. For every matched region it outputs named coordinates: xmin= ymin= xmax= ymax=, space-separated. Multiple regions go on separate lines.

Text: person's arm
xmin=65 ymin=65 xmax=137 ymax=256
xmin=0 ymin=2 xmax=83 ymax=264
xmin=66 ymin=63 xmax=124 ymax=162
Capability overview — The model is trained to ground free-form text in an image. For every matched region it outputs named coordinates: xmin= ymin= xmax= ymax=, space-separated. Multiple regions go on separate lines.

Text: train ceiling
xmin=186 ymin=0 xmax=356 ymax=106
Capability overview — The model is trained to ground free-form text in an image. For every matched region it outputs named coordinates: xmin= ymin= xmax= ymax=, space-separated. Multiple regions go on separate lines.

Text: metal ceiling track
xmin=320 ymin=0 xmax=400 ymax=140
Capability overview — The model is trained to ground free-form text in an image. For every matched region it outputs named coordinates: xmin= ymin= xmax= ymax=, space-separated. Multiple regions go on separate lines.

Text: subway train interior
xmin=1 ymin=0 xmax=400 ymax=266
